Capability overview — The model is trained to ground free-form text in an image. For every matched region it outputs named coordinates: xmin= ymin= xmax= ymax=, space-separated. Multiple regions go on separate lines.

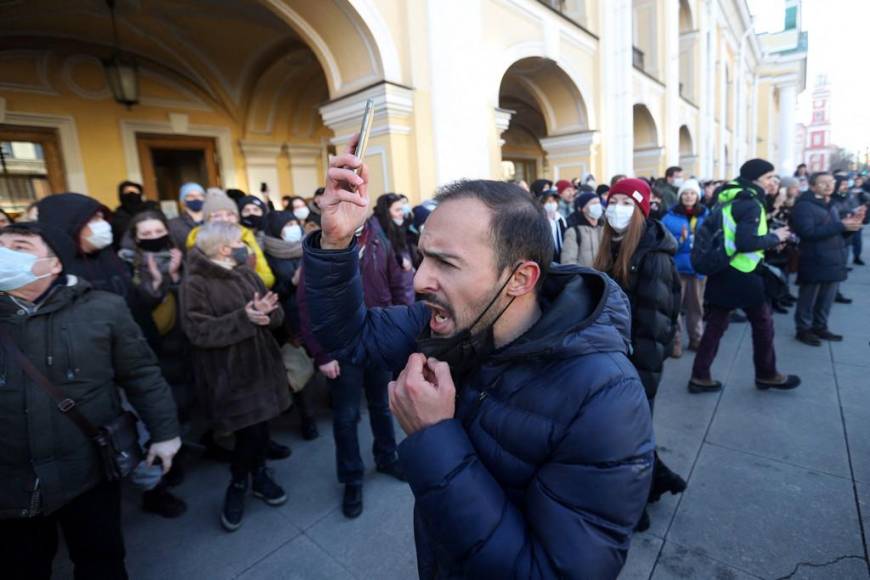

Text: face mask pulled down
xmin=416 ymin=265 xmax=519 ymax=380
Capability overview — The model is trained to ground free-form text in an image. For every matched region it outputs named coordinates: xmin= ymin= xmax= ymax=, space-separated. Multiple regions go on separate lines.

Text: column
xmin=239 ymin=142 xmax=282 ymax=204
xmin=286 ymin=145 xmax=322 ymax=198
xmin=700 ymin=0 xmax=715 ymax=178
xmin=319 ymin=81 xmax=414 ymax=200
xmin=599 ymin=0 xmax=633 ymax=178
xmin=425 ymin=0 xmax=490 ymax=183
xmin=494 ymin=108 xmax=513 ymax=147
xmin=664 ymin=0 xmax=680 ymax=167
xmin=777 ymin=82 xmax=798 ymax=172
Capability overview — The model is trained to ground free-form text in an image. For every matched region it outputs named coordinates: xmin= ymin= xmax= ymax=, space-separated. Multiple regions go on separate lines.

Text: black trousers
xmin=231 ymin=421 xmax=270 ymax=481
xmin=0 ymin=480 xmax=127 ymax=580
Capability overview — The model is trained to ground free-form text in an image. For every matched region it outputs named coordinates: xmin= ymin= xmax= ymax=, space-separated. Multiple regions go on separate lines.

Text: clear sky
xmin=748 ymin=0 xmax=869 ymax=156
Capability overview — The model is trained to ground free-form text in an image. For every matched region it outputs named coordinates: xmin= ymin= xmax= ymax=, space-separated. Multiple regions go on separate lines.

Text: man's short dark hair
xmin=434 ymin=180 xmax=552 ymax=287
xmin=666 ymin=166 xmax=683 ymax=179
xmin=809 ymin=171 xmax=832 ymax=187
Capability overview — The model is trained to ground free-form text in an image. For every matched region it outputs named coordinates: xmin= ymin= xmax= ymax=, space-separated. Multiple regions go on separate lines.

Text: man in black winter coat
xmin=0 ymin=222 xmax=180 ymax=579
xmin=790 ymin=172 xmax=864 ymax=345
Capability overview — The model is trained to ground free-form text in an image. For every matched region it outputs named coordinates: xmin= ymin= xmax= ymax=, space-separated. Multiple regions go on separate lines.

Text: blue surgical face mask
xmin=0 ymin=247 xmax=53 ymax=291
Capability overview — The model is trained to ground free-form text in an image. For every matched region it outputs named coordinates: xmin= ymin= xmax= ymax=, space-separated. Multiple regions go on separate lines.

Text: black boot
xmin=266 ymin=439 xmax=292 ymax=460
xmin=220 ymin=477 xmax=248 ymax=532
xmin=342 ymin=484 xmax=363 ymax=519
xmin=252 ymin=467 xmax=287 ymax=506
xmin=835 ymin=292 xmax=853 ymax=304
xmin=142 ymin=482 xmax=187 ymax=518
xmin=648 ymin=454 xmax=687 ymax=503
xmin=293 ymin=391 xmax=319 ymax=441
xmin=635 ymin=508 xmax=650 ymax=532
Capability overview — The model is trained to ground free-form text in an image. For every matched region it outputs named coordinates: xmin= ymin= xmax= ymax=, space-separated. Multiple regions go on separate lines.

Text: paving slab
xmin=237 ymin=534 xmax=356 ymax=580
xmin=706 ymin=372 xmax=850 ymax=478
xmin=843 ymin=403 xmax=870 ymax=485
xmin=667 ymin=444 xmax=864 ymax=579
xmin=618 ymin=534 xmax=664 ymax=580
xmin=306 ymin=472 xmax=417 ymax=580
xmin=651 ymin=541 xmax=762 ymax=580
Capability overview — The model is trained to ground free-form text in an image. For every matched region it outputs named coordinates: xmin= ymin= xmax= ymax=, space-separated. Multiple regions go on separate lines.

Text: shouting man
xmin=303 ymin=139 xmax=654 ymax=578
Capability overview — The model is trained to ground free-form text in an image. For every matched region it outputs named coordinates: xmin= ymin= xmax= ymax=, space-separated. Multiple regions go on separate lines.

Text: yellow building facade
xmin=0 ymin=0 xmax=807 ymax=214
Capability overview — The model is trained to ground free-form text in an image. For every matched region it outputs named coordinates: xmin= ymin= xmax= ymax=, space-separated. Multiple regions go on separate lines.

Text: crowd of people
xmin=1 ymin=147 xmax=867 ymax=578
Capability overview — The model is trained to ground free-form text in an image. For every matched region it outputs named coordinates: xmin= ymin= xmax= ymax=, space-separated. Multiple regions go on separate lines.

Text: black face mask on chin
xmin=416 ymin=264 xmax=519 ymax=381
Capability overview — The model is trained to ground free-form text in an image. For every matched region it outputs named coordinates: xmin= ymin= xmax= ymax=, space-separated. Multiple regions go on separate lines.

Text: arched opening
xmin=678 ymin=0 xmax=698 ymax=102
xmin=498 ymin=57 xmax=591 ymax=183
xmin=679 ymin=125 xmax=696 ymax=176
xmin=633 ymin=104 xmax=662 ymax=177
xmin=633 ymin=0 xmax=659 ymax=79
xmin=0 ymin=0 xmax=388 ymax=211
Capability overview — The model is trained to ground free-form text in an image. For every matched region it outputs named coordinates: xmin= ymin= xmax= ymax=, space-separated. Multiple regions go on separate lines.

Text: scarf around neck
xmin=263 ymin=235 xmax=303 ymax=260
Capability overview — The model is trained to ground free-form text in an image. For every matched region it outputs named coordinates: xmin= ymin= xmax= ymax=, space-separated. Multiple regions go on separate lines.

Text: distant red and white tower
xmin=802 ymin=75 xmax=837 ymax=171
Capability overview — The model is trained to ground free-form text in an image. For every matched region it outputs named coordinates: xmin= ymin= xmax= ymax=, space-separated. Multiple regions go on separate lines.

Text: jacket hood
xmin=37 ymin=193 xmax=109 ymax=242
xmin=490 ymin=265 xmax=633 ymax=362
xmin=638 ymin=218 xmax=678 ymax=256
xmin=264 ymin=210 xmax=298 ymax=239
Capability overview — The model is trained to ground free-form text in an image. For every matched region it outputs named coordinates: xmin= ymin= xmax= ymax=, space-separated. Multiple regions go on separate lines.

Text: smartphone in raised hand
xmin=354 ymin=98 xmax=375 ymax=163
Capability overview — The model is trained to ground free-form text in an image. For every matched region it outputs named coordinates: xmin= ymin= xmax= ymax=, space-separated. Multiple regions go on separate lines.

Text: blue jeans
xmin=851 ymin=231 xmax=862 ymax=261
xmin=328 ymin=364 xmax=398 ymax=484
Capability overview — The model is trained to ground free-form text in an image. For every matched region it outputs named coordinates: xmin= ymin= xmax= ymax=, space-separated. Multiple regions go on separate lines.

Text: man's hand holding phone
xmin=320 ymin=99 xmax=374 ymax=250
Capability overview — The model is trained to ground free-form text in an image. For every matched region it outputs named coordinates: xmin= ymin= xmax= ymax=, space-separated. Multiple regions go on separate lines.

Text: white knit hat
xmin=678 ymin=178 xmax=702 ymax=198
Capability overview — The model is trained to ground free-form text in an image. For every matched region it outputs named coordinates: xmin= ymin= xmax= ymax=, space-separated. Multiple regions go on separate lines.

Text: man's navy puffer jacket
xmin=304 ymin=234 xmax=654 ymax=579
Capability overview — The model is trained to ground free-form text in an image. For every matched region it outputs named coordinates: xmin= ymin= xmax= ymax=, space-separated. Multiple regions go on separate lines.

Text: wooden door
xmin=136 ymin=134 xmax=220 ymax=201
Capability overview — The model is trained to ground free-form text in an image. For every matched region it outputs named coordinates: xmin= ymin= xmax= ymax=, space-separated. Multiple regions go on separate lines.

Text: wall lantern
xmin=102 ymin=0 xmax=139 ymax=108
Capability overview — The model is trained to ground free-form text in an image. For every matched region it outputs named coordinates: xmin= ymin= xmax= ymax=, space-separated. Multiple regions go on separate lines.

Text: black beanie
xmin=740 ymin=159 xmax=775 ymax=182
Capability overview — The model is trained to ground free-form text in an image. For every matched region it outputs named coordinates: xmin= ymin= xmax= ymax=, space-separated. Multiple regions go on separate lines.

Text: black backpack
xmin=690 ymin=203 xmax=731 ymax=276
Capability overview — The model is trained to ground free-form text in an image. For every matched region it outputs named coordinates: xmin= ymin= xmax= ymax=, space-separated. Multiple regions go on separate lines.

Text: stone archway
xmin=0 ymin=0 xmax=409 ymax=206
xmin=497 ymin=57 xmax=593 ymax=183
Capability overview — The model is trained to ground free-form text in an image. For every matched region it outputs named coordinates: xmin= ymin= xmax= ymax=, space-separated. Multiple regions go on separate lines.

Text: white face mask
xmin=392 ymin=217 xmax=405 ymax=226
xmin=544 ymin=201 xmax=558 ymax=215
xmin=281 ymin=224 xmax=303 ymax=243
xmin=0 ymin=247 xmax=53 ymax=291
xmin=605 ymin=204 xmax=635 ymax=233
xmin=293 ymin=207 xmax=310 ymax=221
xmin=85 ymin=219 xmax=113 ymax=250
xmin=672 ymin=177 xmax=685 ymax=188
xmin=585 ymin=203 xmax=604 ymax=220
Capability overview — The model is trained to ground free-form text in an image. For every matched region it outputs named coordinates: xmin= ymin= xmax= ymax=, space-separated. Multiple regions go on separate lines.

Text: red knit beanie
xmin=555 ymin=179 xmax=573 ymax=195
xmin=607 ymin=178 xmax=651 ymax=217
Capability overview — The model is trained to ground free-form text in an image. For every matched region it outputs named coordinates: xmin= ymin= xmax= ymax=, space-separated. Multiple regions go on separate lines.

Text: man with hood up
xmin=37 ymin=192 xmax=159 ymax=346
xmin=303 ymin=140 xmax=654 ymax=578
xmin=110 ymin=181 xmax=159 ymax=251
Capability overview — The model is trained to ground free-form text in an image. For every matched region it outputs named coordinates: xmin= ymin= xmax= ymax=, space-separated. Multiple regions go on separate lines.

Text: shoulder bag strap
xmin=0 ymin=326 xmax=100 ymax=439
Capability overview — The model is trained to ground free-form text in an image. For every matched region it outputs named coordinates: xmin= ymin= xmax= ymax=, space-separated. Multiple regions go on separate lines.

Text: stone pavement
xmin=57 ymin=232 xmax=870 ymax=580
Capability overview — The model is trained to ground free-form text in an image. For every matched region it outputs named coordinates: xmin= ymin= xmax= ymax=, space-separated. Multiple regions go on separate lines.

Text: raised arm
xmin=302 ymin=135 xmax=428 ymax=370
